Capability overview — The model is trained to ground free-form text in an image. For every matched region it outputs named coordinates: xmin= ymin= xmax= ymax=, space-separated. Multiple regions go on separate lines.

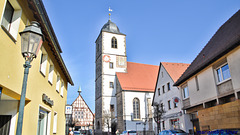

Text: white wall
xmin=227 ymin=46 xmax=240 ymax=91
xmin=153 ymin=64 xmax=192 ymax=133
xmin=102 ymin=32 xmax=126 ymax=56
xmin=124 ymin=91 xmax=153 ymax=131
xmin=188 ymin=67 xmax=218 ymax=106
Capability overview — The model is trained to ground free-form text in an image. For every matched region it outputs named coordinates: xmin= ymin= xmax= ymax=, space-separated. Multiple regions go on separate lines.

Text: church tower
xmin=95 ymin=17 xmax=127 ymax=134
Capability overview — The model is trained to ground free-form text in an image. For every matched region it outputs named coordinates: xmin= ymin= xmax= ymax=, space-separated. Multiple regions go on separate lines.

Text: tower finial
xmin=78 ymin=86 xmax=82 ymax=95
xmin=108 ymin=7 xmax=113 ymax=21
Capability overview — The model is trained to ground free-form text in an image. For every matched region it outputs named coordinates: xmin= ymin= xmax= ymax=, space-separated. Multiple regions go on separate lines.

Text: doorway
xmin=0 ymin=115 xmax=12 ymax=135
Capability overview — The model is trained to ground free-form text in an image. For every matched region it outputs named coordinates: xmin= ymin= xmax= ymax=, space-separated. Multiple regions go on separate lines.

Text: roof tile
xmin=116 ymin=62 xmax=159 ymax=92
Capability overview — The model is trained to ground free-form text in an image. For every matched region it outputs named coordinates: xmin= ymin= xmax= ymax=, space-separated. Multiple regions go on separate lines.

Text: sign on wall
xmin=65 ymin=105 xmax=72 ymax=115
xmin=42 ymin=94 xmax=54 ymax=106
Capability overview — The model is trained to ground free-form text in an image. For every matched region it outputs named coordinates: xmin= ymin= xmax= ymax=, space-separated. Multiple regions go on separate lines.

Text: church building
xmin=95 ymin=16 xmax=159 ymax=134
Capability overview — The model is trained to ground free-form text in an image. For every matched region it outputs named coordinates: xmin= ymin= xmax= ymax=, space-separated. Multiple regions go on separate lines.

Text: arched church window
xmin=111 ymin=37 xmax=117 ymax=48
xmin=133 ymin=98 xmax=140 ymax=119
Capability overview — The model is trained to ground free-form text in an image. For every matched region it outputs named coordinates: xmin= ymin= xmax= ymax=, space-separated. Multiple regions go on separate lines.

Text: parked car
xmin=207 ymin=129 xmax=240 ymax=135
xmin=121 ymin=130 xmax=137 ymax=135
xmin=74 ymin=131 xmax=80 ymax=135
xmin=159 ymin=129 xmax=188 ymax=135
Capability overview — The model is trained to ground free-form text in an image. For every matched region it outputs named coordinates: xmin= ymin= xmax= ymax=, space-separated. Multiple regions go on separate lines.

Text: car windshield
xmin=128 ymin=131 xmax=136 ymax=133
xmin=170 ymin=129 xmax=186 ymax=133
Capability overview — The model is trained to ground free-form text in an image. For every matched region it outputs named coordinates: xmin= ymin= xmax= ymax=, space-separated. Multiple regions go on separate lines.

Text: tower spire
xmin=108 ymin=7 xmax=112 ymax=21
xmin=78 ymin=86 xmax=82 ymax=95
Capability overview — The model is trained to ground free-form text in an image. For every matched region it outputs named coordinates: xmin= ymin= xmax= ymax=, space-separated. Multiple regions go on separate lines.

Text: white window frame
xmin=1 ymin=0 xmax=22 ymax=40
xmin=40 ymin=47 xmax=48 ymax=76
xmin=48 ymin=60 xmax=54 ymax=84
xmin=182 ymin=85 xmax=189 ymax=99
xmin=168 ymin=100 xmax=171 ymax=110
xmin=56 ymin=74 xmax=60 ymax=92
xmin=53 ymin=112 xmax=58 ymax=134
xmin=215 ymin=63 xmax=231 ymax=84
xmin=38 ymin=105 xmax=51 ymax=135
xmin=60 ymin=80 xmax=64 ymax=97
xmin=110 ymin=82 xmax=114 ymax=88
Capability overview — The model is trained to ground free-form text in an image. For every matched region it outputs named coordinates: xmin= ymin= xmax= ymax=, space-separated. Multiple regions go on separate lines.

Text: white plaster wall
xmin=227 ymin=46 xmax=240 ymax=91
xmin=102 ymin=75 xmax=116 ymax=97
xmin=124 ymin=91 xmax=153 ymax=131
xmin=188 ymin=67 xmax=218 ymax=106
xmin=153 ymin=64 xmax=192 ymax=133
xmin=102 ymin=54 xmax=126 ymax=75
xmin=154 ymin=65 xmax=182 ymax=116
xmin=102 ymin=32 xmax=126 ymax=56
xmin=0 ymin=100 xmax=18 ymax=135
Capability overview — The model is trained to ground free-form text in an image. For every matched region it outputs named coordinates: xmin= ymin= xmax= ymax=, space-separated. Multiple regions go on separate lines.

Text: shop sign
xmin=42 ymin=94 xmax=54 ymax=106
xmin=65 ymin=105 xmax=72 ymax=115
xmin=173 ymin=97 xmax=180 ymax=104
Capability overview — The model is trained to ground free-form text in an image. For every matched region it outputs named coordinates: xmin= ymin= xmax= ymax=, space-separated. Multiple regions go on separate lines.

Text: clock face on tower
xmin=103 ymin=55 xmax=111 ymax=62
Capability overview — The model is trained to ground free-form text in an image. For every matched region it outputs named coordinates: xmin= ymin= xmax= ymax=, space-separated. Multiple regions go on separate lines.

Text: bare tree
xmin=103 ymin=110 xmax=111 ymax=135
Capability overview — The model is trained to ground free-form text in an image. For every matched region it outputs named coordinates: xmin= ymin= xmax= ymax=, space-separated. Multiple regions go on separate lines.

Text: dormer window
xmin=111 ymin=37 xmax=117 ymax=48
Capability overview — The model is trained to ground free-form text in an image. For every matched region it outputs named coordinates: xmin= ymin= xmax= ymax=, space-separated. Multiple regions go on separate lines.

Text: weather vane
xmin=109 ymin=7 xmax=113 ymax=20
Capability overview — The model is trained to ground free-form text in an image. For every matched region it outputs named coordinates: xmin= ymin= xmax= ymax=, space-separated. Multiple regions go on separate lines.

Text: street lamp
xmin=16 ymin=21 xmax=44 ymax=135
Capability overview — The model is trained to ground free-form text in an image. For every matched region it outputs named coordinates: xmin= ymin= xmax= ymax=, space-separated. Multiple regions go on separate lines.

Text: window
xmin=48 ymin=61 xmax=54 ymax=84
xmin=37 ymin=108 xmax=50 ymax=135
xmin=110 ymin=82 xmax=114 ymax=88
xmin=60 ymin=80 xmax=64 ymax=97
xmin=53 ymin=112 xmax=57 ymax=133
xmin=162 ymin=121 xmax=165 ymax=130
xmin=110 ymin=104 xmax=114 ymax=112
xmin=111 ymin=37 xmax=117 ymax=48
xmin=195 ymin=76 xmax=199 ymax=91
xmin=56 ymin=74 xmax=60 ymax=92
xmin=216 ymin=64 xmax=231 ymax=83
xmin=133 ymin=98 xmax=140 ymax=119
xmin=174 ymin=102 xmax=178 ymax=108
xmin=158 ymin=88 xmax=160 ymax=96
xmin=109 ymin=62 xmax=113 ymax=69
xmin=168 ymin=100 xmax=171 ymax=110
xmin=40 ymin=47 xmax=48 ymax=76
xmin=182 ymin=85 xmax=189 ymax=99
xmin=167 ymin=82 xmax=170 ymax=91
xmin=162 ymin=85 xmax=165 ymax=94
xmin=1 ymin=0 xmax=22 ymax=40
xmin=161 ymin=72 xmax=163 ymax=78
xmin=2 ymin=1 xmax=14 ymax=31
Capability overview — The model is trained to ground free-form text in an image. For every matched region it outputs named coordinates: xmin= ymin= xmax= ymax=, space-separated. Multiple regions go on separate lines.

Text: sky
xmin=42 ymin=0 xmax=240 ymax=113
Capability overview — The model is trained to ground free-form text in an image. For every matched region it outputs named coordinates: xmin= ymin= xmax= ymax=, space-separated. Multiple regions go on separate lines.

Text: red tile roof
xmin=116 ymin=62 xmax=159 ymax=92
xmin=161 ymin=62 xmax=190 ymax=82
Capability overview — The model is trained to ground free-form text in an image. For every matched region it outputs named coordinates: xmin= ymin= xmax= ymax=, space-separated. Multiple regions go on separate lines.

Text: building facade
xmin=116 ymin=62 xmax=159 ymax=134
xmin=174 ymin=10 xmax=240 ymax=133
xmin=72 ymin=88 xmax=94 ymax=131
xmin=0 ymin=0 xmax=73 ymax=135
xmin=152 ymin=62 xmax=192 ymax=134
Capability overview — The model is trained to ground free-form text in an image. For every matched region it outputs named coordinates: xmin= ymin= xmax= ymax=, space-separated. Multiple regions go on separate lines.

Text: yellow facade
xmin=0 ymin=0 xmax=73 ymax=135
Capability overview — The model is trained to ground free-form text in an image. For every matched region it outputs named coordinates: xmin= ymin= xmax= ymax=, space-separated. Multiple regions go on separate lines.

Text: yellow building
xmin=0 ymin=0 xmax=74 ymax=135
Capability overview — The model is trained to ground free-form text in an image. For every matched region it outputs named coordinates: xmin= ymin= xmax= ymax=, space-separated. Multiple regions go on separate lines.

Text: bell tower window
xmin=111 ymin=37 xmax=117 ymax=48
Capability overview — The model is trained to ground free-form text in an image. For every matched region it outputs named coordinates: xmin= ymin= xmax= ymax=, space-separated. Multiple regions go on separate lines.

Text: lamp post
xmin=16 ymin=21 xmax=44 ymax=135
